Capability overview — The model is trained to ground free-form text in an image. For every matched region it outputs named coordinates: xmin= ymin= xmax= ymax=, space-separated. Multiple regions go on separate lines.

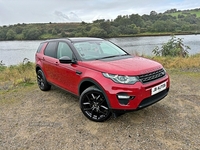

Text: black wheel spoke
xmin=91 ymin=110 xmax=95 ymax=118
xmin=37 ymin=75 xmax=42 ymax=85
xmin=85 ymin=95 xmax=91 ymax=101
xmin=83 ymin=102 xmax=91 ymax=106
xmin=91 ymin=94 xmax=95 ymax=100
xmin=98 ymin=110 xmax=107 ymax=115
xmin=96 ymin=95 xmax=100 ymax=100
xmin=100 ymin=105 xmax=109 ymax=110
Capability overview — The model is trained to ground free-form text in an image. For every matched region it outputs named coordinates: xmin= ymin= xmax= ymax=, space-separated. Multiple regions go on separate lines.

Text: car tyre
xmin=37 ymin=69 xmax=51 ymax=91
xmin=80 ymin=86 xmax=112 ymax=122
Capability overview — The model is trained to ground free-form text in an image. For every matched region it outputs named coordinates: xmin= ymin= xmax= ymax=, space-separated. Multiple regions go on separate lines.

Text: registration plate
xmin=151 ymin=82 xmax=167 ymax=95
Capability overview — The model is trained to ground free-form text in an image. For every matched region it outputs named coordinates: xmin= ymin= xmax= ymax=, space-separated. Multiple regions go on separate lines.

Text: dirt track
xmin=0 ymin=70 xmax=200 ymax=150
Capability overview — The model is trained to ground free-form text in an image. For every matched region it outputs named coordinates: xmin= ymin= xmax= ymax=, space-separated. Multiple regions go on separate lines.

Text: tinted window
xmin=37 ymin=43 xmax=45 ymax=53
xmin=57 ymin=42 xmax=73 ymax=59
xmin=44 ymin=42 xmax=58 ymax=58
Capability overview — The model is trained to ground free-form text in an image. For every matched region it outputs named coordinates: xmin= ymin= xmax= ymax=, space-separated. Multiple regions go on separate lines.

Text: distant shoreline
xmin=0 ymin=32 xmax=199 ymax=41
xmin=112 ymin=32 xmax=200 ymax=38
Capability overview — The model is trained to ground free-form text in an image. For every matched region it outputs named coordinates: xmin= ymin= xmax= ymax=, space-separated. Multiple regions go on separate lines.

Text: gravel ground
xmin=0 ymin=70 xmax=200 ymax=150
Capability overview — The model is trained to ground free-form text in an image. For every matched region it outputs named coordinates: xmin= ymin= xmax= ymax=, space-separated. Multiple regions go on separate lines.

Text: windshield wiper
xmin=96 ymin=55 xmax=119 ymax=60
xmin=95 ymin=54 xmax=130 ymax=60
xmin=118 ymin=54 xmax=130 ymax=56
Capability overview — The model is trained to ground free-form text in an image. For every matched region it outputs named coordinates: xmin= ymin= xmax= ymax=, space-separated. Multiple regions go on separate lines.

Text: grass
xmin=151 ymin=54 xmax=200 ymax=69
xmin=0 ymin=62 xmax=36 ymax=88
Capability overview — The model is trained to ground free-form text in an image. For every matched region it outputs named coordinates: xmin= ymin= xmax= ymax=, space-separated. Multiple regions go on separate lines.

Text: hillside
xmin=1 ymin=8 xmax=200 ymax=40
xmin=164 ymin=8 xmax=200 ymax=18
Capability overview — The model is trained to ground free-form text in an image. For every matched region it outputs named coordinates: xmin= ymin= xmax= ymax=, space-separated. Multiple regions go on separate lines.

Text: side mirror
xmin=59 ymin=56 xmax=75 ymax=64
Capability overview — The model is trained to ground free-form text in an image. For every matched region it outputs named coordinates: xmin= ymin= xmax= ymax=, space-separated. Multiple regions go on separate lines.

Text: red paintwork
xmin=78 ymin=57 xmax=163 ymax=75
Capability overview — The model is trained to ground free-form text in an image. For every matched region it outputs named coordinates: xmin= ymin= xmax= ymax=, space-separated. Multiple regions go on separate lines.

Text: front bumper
xmin=103 ymin=74 xmax=170 ymax=110
xmin=137 ymin=88 xmax=169 ymax=109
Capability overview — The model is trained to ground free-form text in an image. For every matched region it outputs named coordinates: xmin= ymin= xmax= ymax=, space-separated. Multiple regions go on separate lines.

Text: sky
xmin=0 ymin=0 xmax=200 ymax=26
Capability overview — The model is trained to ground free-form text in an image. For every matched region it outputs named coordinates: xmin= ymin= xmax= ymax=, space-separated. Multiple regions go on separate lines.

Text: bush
xmin=152 ymin=36 xmax=190 ymax=57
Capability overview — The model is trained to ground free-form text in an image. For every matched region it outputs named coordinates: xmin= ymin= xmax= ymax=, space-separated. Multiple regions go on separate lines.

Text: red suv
xmin=35 ymin=38 xmax=170 ymax=122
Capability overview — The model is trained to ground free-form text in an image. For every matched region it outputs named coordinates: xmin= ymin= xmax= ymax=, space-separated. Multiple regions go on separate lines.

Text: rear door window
xmin=44 ymin=42 xmax=58 ymax=58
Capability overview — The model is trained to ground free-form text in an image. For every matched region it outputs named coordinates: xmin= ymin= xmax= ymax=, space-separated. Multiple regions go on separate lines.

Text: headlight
xmin=103 ymin=73 xmax=139 ymax=84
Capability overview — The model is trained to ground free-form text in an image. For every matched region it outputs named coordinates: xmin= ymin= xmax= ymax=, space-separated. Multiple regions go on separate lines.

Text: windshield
xmin=73 ymin=40 xmax=129 ymax=60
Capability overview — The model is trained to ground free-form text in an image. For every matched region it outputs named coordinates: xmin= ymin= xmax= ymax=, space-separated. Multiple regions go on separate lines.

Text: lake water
xmin=0 ymin=35 xmax=200 ymax=66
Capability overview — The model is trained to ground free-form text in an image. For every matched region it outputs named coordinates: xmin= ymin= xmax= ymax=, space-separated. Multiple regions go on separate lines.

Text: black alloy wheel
xmin=37 ymin=70 xmax=51 ymax=91
xmin=80 ymin=86 xmax=112 ymax=122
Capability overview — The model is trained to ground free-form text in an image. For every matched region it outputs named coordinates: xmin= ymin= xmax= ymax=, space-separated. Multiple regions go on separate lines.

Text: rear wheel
xmin=37 ymin=70 xmax=51 ymax=91
xmin=80 ymin=86 xmax=111 ymax=122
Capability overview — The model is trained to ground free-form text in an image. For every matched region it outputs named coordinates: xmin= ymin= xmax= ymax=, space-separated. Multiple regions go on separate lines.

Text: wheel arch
xmin=35 ymin=64 xmax=42 ymax=73
xmin=78 ymin=78 xmax=111 ymax=108
xmin=35 ymin=65 xmax=47 ymax=78
xmin=35 ymin=65 xmax=48 ymax=83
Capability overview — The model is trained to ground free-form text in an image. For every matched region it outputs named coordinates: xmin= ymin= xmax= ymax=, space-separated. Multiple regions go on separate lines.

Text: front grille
xmin=138 ymin=69 xmax=166 ymax=83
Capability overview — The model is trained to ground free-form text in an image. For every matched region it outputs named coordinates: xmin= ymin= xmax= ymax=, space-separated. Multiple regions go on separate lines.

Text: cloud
xmin=53 ymin=11 xmax=82 ymax=22
xmin=0 ymin=0 xmax=200 ymax=25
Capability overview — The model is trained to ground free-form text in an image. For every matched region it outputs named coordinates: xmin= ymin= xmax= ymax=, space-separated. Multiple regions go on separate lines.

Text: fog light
xmin=117 ymin=93 xmax=135 ymax=105
xmin=117 ymin=95 xmax=131 ymax=99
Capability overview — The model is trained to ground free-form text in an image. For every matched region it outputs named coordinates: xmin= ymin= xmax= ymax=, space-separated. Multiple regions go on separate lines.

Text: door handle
xmin=76 ymin=71 xmax=82 ymax=75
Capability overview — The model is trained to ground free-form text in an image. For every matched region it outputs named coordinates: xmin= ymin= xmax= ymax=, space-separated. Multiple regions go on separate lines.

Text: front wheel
xmin=79 ymin=86 xmax=111 ymax=122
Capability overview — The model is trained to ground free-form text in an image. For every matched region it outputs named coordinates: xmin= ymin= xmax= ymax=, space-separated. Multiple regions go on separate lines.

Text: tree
xmin=61 ymin=31 xmax=66 ymax=37
xmin=52 ymin=28 xmax=57 ymax=35
xmin=100 ymin=21 xmax=112 ymax=34
xmin=152 ymin=20 xmax=166 ymax=32
xmin=6 ymin=29 xmax=16 ymax=40
xmin=93 ymin=19 xmax=105 ymax=24
xmin=88 ymin=27 xmax=107 ymax=37
xmin=150 ymin=11 xmax=157 ymax=16
xmin=184 ymin=14 xmax=197 ymax=24
xmin=0 ymin=28 xmax=7 ymax=40
xmin=113 ymin=15 xmax=131 ymax=27
xmin=129 ymin=14 xmax=145 ymax=27
xmin=108 ymin=26 xmax=119 ymax=37
xmin=15 ymin=26 xmax=23 ymax=34
xmin=23 ymin=27 xmax=42 ymax=40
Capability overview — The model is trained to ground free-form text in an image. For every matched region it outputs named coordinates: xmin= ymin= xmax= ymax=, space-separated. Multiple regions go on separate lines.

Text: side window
xmin=44 ymin=42 xmax=57 ymax=58
xmin=57 ymin=42 xmax=73 ymax=59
